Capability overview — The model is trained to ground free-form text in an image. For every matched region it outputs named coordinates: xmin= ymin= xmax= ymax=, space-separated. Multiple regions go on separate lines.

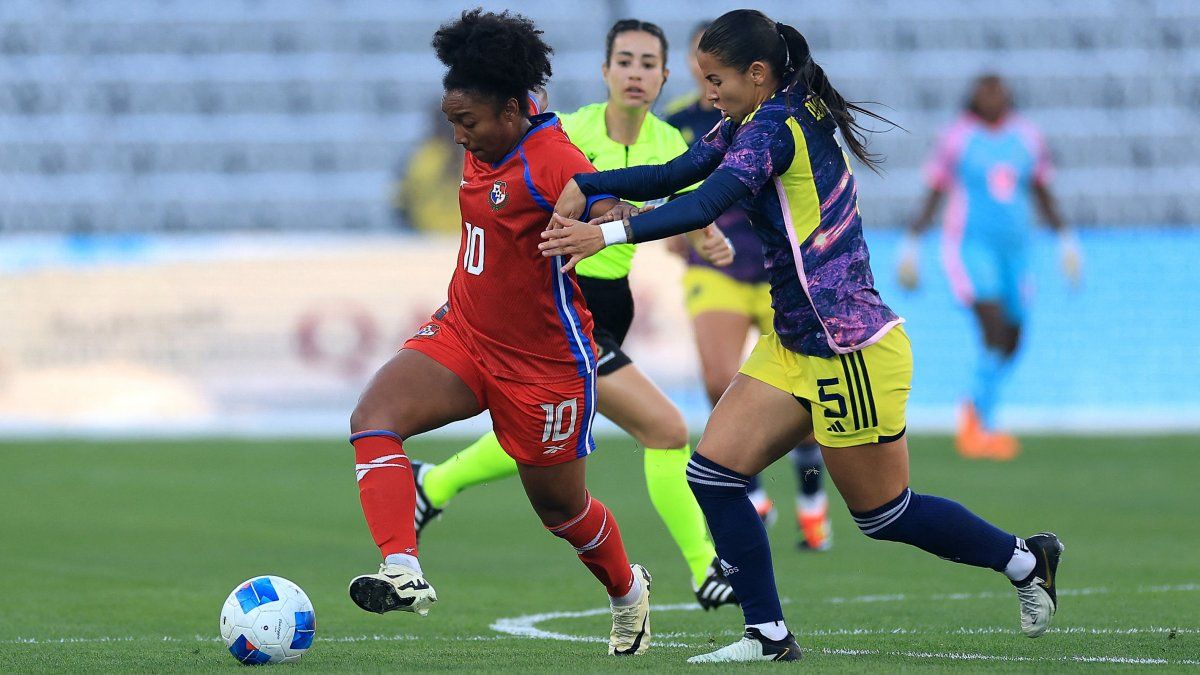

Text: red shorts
xmin=403 ymin=313 xmax=596 ymax=467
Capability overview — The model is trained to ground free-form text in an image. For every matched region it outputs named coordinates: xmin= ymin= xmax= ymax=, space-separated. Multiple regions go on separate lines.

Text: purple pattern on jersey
xmin=667 ymin=102 xmax=768 ymax=283
xmin=690 ymin=89 xmax=900 ymax=357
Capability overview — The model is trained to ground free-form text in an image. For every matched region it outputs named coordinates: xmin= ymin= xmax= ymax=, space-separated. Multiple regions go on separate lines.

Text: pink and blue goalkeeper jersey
xmin=926 ymin=113 xmax=1053 ymax=244
xmin=925 ymin=113 xmax=1053 ymax=312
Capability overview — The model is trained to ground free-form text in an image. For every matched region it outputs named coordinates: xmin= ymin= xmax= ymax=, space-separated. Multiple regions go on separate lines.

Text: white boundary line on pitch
xmin=825 ymin=582 xmax=1199 ymax=604
xmin=820 ymin=647 xmax=1200 ymax=666
xmin=488 ymin=586 xmax=1200 ymax=667
xmin=6 ymin=625 xmax=1198 ymax=647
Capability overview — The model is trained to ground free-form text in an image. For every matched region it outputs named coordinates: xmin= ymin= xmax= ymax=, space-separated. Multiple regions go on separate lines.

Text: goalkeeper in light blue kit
xmin=898 ymin=74 xmax=1081 ymax=460
xmin=541 ymin=10 xmax=1065 ymax=663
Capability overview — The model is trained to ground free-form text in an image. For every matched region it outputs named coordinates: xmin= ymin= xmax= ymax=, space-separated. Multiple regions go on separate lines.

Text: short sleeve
xmin=714 ymin=112 xmax=796 ymax=197
xmin=924 ymin=121 xmax=968 ymax=191
xmin=533 ymin=134 xmax=599 ymax=204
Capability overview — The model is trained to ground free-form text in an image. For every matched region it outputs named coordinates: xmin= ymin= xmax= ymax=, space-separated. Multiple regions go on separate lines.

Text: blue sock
xmin=972 ymin=348 xmax=1013 ymax=429
xmin=789 ymin=443 xmax=823 ymax=498
xmin=852 ymin=488 xmax=1016 ymax=572
xmin=687 ymin=454 xmax=783 ymax=625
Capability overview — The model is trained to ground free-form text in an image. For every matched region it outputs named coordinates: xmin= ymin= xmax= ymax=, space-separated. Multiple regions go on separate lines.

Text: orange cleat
xmin=956 ymin=402 xmax=1021 ymax=460
xmin=955 ymin=402 xmax=990 ymax=459
xmin=797 ymin=507 xmax=832 ymax=551
xmin=982 ymin=431 xmax=1020 ymax=461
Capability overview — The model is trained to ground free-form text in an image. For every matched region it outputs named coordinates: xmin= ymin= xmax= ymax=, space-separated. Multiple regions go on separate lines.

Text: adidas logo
xmin=826 ymin=421 xmax=847 ymax=433
xmin=718 ymin=559 xmax=739 ymax=576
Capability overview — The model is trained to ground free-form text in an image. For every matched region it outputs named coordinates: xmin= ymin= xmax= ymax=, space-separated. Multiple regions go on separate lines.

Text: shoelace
xmin=1015 ymin=581 xmax=1045 ymax=625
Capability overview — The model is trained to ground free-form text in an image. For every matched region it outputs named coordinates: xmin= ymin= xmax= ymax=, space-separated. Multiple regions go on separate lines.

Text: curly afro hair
xmin=433 ymin=9 xmax=553 ymax=113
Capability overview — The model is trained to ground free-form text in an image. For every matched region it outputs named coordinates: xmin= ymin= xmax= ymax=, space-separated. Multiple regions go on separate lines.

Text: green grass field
xmin=1 ymin=434 xmax=1198 ymax=671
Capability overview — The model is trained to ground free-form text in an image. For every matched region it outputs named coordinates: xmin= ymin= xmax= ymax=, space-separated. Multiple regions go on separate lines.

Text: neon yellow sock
xmin=644 ymin=445 xmax=717 ymax=585
xmin=422 ymin=431 xmax=518 ymax=508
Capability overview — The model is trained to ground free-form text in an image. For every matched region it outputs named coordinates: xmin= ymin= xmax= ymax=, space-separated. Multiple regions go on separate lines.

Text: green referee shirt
xmin=559 ymin=102 xmax=694 ymax=279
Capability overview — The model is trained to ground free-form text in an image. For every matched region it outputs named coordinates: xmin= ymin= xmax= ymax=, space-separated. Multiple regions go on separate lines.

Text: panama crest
xmin=489 ymin=180 xmax=508 ymax=211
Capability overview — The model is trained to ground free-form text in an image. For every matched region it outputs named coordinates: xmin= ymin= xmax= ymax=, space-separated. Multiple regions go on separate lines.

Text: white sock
xmin=797 ymin=492 xmax=827 ymax=515
xmin=610 ymin=572 xmax=643 ymax=607
xmin=749 ymin=620 xmax=789 ymax=641
xmin=384 ymin=553 xmax=423 ymax=576
xmin=1003 ymin=537 xmax=1036 ymax=581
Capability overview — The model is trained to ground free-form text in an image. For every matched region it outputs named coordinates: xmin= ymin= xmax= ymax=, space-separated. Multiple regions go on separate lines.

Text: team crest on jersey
xmin=489 ymin=180 xmax=508 ymax=211
xmin=414 ymin=322 xmax=440 ymax=338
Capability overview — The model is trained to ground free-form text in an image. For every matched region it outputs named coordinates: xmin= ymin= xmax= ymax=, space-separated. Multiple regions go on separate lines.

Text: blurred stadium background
xmin=1 ymin=0 xmax=1198 ymax=436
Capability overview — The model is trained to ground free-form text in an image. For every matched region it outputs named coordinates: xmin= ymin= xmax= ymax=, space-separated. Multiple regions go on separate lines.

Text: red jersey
xmin=447 ymin=114 xmax=599 ymax=382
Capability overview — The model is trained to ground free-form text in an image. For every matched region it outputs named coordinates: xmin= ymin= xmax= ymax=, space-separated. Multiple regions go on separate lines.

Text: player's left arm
xmin=1026 ymin=127 xmax=1081 ymax=284
xmin=541 ymin=116 xmax=792 ymax=272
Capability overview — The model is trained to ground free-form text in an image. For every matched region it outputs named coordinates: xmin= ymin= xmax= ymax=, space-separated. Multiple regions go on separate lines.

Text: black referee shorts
xmin=576 ymin=274 xmax=634 ymax=377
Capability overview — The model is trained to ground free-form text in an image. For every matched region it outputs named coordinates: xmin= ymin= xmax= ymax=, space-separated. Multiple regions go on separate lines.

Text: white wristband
xmin=600 ymin=220 xmax=629 ymax=246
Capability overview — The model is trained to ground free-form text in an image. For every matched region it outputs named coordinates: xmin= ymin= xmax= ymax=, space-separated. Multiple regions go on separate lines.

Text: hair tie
xmin=775 ymin=24 xmax=791 ymax=70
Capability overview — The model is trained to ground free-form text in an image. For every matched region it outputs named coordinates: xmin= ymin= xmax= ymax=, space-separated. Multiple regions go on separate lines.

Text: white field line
xmin=2 ymin=634 xmax=510 ymax=645
xmin=6 ymin=625 xmax=1197 ymax=647
xmin=489 ymin=586 xmax=1200 ymax=666
xmin=825 ymin=583 xmax=1199 ymax=604
xmin=821 ymin=647 xmax=1200 ymax=666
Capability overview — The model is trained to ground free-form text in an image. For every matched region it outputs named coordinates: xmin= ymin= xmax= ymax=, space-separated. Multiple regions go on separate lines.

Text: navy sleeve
xmin=623 ymin=170 xmax=751 ymax=244
xmin=574 ymin=119 xmax=732 ymax=201
xmin=715 ymin=110 xmax=796 ymax=197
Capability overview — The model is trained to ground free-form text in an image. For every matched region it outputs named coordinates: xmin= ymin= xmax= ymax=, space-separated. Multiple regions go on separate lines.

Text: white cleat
xmin=609 ymin=564 xmax=651 ymax=655
xmin=1013 ymin=532 xmax=1064 ymax=638
xmin=348 ymin=563 xmax=437 ymax=617
xmin=687 ymin=627 xmax=802 ymax=663
xmin=1016 ymin=581 xmax=1055 ymax=637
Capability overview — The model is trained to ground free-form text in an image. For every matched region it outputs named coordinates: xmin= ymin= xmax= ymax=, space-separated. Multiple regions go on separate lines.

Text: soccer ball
xmin=220 ymin=575 xmax=316 ymax=664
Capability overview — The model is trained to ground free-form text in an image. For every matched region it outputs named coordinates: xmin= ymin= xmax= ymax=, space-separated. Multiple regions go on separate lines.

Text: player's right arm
xmin=554 ymin=119 xmax=731 ymax=216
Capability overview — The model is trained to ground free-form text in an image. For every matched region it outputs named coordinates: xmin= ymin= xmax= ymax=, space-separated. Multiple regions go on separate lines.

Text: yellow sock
xmin=423 ymin=431 xmax=518 ymax=508
xmin=644 ymin=445 xmax=716 ymax=585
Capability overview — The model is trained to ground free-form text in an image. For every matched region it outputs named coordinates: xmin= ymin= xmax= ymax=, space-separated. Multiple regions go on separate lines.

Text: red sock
xmin=547 ymin=493 xmax=634 ymax=597
xmin=352 ymin=431 xmax=417 ymax=558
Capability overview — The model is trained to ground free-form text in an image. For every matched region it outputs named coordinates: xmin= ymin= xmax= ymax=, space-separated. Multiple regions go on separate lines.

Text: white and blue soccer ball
xmin=220 ymin=575 xmax=316 ymax=665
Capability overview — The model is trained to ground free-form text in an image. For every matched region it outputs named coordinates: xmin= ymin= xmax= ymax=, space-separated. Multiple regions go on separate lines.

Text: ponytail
xmin=700 ymin=10 xmax=897 ymax=172
xmin=776 ymin=21 xmax=894 ymax=173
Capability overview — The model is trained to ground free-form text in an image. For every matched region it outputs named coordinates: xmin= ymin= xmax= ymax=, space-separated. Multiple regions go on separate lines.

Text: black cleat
xmin=410 ymin=460 xmax=443 ymax=537
xmin=693 ymin=556 xmax=739 ymax=610
xmin=1013 ymin=532 xmax=1064 ymax=637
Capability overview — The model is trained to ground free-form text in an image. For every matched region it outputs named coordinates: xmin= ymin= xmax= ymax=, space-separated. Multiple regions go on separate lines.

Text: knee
xmin=851 ymin=488 xmax=914 ymax=541
xmin=532 ymin=498 xmax=583 ymax=529
xmin=634 ymin=411 xmax=690 ymax=451
xmin=685 ymin=451 xmax=748 ymax=502
xmin=350 ymin=395 xmax=398 ymax=436
xmin=703 ymin=371 xmax=735 ymax=406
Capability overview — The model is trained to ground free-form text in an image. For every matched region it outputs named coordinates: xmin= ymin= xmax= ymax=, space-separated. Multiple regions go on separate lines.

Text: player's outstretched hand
xmin=896 ymin=234 xmax=921 ymax=291
xmin=1059 ymin=232 xmax=1083 ymax=288
xmin=540 ymin=213 xmax=606 ymax=273
xmin=587 ymin=201 xmax=654 ymax=226
xmin=692 ymin=224 xmax=735 ymax=267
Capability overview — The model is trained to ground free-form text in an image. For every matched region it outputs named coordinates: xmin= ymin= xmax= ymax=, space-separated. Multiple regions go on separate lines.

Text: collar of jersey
xmin=490 ymin=113 xmax=559 ymax=169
